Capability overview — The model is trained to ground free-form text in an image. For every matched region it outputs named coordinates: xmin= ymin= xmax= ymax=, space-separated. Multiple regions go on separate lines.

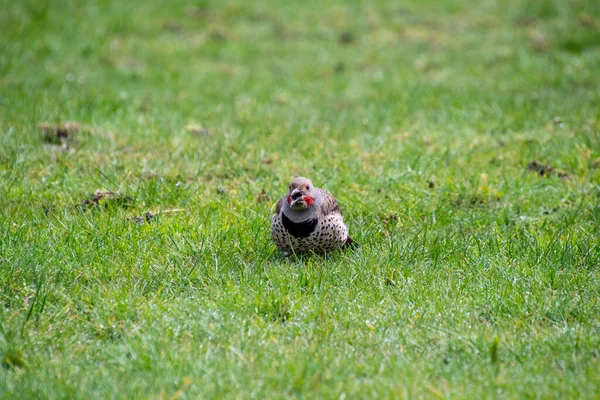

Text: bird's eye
xmin=306 ymin=185 xmax=310 ymax=190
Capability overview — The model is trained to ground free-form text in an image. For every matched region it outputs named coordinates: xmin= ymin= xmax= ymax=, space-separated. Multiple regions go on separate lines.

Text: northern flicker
xmin=271 ymin=177 xmax=354 ymax=255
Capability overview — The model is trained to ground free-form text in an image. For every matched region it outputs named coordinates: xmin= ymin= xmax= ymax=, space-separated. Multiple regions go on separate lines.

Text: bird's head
xmin=286 ymin=177 xmax=318 ymax=211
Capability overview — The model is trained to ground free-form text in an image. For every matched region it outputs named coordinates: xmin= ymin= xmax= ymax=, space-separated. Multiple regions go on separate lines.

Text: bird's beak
xmin=290 ymin=188 xmax=306 ymax=208
xmin=290 ymin=188 xmax=303 ymax=200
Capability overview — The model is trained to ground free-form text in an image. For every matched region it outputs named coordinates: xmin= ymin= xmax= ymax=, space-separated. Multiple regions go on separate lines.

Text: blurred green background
xmin=1 ymin=0 xmax=599 ymax=398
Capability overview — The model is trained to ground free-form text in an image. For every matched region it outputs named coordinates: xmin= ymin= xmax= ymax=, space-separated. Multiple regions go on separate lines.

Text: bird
xmin=271 ymin=177 xmax=355 ymax=255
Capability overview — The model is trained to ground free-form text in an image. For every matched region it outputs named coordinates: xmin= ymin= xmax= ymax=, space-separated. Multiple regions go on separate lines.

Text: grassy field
xmin=1 ymin=0 xmax=600 ymax=398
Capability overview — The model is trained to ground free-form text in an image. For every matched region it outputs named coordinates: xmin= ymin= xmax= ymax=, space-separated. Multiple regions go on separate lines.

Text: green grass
xmin=1 ymin=0 xmax=600 ymax=398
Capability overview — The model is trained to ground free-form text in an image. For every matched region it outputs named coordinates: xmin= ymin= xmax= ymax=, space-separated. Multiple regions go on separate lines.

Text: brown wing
xmin=274 ymin=196 xmax=287 ymax=215
xmin=317 ymin=188 xmax=343 ymax=216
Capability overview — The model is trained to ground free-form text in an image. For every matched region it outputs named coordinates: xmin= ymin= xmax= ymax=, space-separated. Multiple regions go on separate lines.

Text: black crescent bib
xmin=281 ymin=213 xmax=318 ymax=238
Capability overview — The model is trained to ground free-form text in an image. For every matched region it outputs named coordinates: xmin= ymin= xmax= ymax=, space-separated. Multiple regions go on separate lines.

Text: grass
xmin=1 ymin=0 xmax=600 ymax=398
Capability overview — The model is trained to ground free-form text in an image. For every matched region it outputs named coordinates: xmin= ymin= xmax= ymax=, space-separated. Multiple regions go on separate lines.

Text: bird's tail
xmin=343 ymin=236 xmax=358 ymax=249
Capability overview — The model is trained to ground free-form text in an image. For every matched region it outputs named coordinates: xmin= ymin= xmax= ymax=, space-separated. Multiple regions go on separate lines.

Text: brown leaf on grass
xmin=528 ymin=29 xmax=549 ymax=52
xmin=455 ymin=195 xmax=486 ymax=206
xmin=162 ymin=20 xmax=183 ymax=33
xmin=128 ymin=212 xmax=156 ymax=224
xmin=79 ymin=190 xmax=134 ymax=208
xmin=339 ymin=31 xmax=355 ymax=45
xmin=527 ymin=160 xmax=570 ymax=179
xmin=256 ymin=189 xmax=271 ymax=204
xmin=210 ymin=30 xmax=228 ymax=41
xmin=381 ymin=213 xmax=398 ymax=225
xmin=127 ymin=209 xmax=185 ymax=224
xmin=578 ymin=14 xmax=597 ymax=27
xmin=470 ymin=196 xmax=486 ymax=205
xmin=38 ymin=121 xmax=82 ymax=146
xmin=185 ymin=123 xmax=210 ymax=137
